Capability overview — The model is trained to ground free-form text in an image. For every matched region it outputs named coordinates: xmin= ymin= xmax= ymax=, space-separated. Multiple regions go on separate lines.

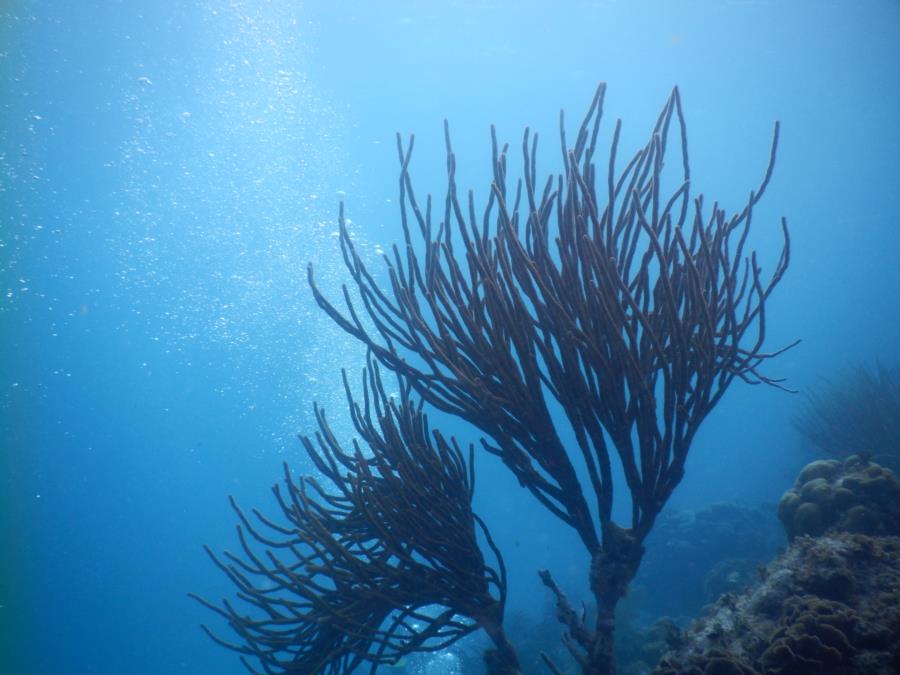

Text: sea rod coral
xmin=195 ymin=83 xmax=795 ymax=674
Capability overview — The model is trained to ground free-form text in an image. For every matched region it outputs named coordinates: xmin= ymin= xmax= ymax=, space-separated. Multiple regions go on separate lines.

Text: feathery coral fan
xmin=197 ymin=83 xmax=794 ymax=674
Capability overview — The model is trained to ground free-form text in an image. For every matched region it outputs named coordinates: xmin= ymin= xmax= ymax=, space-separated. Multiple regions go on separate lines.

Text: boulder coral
xmin=778 ymin=456 xmax=900 ymax=541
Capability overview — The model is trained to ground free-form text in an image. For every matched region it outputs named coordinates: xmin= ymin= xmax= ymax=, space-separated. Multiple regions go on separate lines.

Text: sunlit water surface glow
xmin=111 ymin=3 xmax=363 ymax=442
xmin=2 ymin=1 xmax=899 ymax=674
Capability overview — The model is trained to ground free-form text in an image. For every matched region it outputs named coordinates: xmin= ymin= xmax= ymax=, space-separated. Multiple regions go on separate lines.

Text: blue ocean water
xmin=2 ymin=1 xmax=899 ymax=674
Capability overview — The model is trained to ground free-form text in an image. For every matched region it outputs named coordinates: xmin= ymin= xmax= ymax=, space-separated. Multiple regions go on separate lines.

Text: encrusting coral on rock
xmin=652 ymin=459 xmax=900 ymax=675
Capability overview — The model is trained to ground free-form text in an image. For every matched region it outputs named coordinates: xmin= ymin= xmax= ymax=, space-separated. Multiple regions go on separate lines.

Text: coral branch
xmin=192 ymin=359 xmax=517 ymax=674
xmin=308 ymin=83 xmax=793 ymax=673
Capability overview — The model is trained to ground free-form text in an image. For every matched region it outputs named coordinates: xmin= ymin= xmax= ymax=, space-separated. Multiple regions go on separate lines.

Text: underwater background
xmin=2 ymin=1 xmax=899 ymax=673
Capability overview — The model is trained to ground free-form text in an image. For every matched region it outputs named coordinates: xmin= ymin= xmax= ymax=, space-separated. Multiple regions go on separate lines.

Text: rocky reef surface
xmin=652 ymin=457 xmax=900 ymax=675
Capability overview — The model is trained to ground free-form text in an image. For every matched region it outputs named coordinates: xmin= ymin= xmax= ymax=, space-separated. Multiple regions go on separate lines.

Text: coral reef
xmin=654 ymin=533 xmax=900 ymax=674
xmin=778 ymin=456 xmax=900 ymax=541
xmin=653 ymin=461 xmax=900 ymax=675
xmin=702 ymin=558 xmax=765 ymax=607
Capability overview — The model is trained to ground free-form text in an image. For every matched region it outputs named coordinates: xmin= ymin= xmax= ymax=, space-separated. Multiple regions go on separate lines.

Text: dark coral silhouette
xmin=197 ymin=84 xmax=793 ymax=674
xmin=191 ymin=363 xmax=518 ymax=674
